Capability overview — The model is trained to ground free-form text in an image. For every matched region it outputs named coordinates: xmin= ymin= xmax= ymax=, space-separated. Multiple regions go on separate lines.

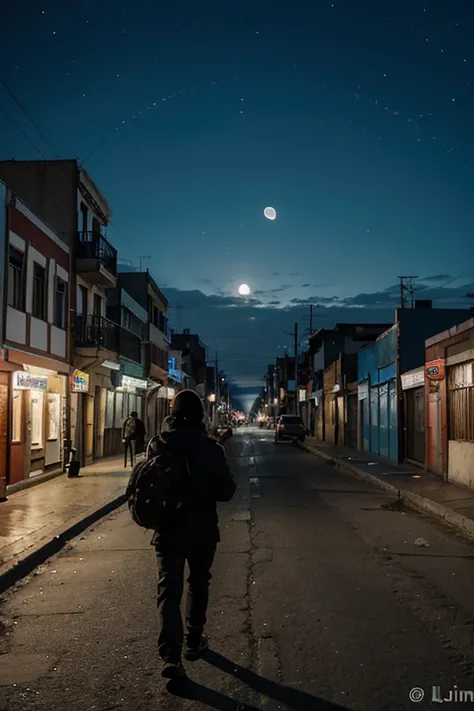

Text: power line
xmin=0 ymin=78 xmax=61 ymax=159
xmin=0 ymin=102 xmax=46 ymax=159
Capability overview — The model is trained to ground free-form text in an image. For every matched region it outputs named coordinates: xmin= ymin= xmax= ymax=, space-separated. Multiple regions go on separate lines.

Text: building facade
xmin=117 ymin=270 xmax=170 ymax=437
xmin=310 ymin=323 xmax=392 ymax=443
xmin=425 ymin=317 xmax=474 ymax=489
xmin=0 ymin=159 xmax=122 ymax=466
xmin=0 ymin=186 xmax=71 ymax=491
xmin=358 ymin=306 xmax=471 ymax=463
xmin=104 ymin=283 xmax=149 ymax=454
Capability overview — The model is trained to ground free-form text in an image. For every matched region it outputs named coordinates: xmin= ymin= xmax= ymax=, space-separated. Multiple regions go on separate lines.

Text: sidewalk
xmin=0 ymin=456 xmax=130 ymax=594
xmin=302 ymin=437 xmax=474 ymax=539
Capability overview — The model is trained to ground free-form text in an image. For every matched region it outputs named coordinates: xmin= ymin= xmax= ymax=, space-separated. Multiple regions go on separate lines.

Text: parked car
xmin=274 ymin=415 xmax=307 ymax=443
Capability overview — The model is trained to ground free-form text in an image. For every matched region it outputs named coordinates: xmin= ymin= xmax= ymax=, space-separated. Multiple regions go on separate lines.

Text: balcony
xmin=76 ymin=231 xmax=117 ymax=287
xmin=75 ymin=314 xmax=119 ymax=353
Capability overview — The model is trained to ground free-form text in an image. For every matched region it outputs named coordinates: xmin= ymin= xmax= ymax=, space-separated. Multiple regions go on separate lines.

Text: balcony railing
xmin=75 ymin=314 xmax=119 ymax=352
xmin=76 ymin=231 xmax=117 ymax=276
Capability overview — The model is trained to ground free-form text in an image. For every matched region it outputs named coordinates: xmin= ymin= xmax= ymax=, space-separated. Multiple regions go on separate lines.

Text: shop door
xmin=406 ymin=387 xmax=425 ymax=464
xmin=370 ymin=387 xmax=379 ymax=455
xmin=378 ymin=383 xmax=389 ymax=458
xmin=428 ymin=390 xmax=442 ymax=474
xmin=346 ymin=394 xmax=357 ymax=449
xmin=84 ymin=395 xmax=94 ymax=466
xmin=360 ymin=398 xmax=369 ymax=451
xmin=388 ymin=379 xmax=398 ymax=461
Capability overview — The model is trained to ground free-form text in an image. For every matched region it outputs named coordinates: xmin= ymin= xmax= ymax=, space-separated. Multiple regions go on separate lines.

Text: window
xmin=114 ymin=392 xmax=123 ymax=428
xmin=54 ymin=278 xmax=67 ymax=329
xmin=30 ymin=390 xmax=44 ymax=448
xmin=8 ymin=246 xmax=25 ymax=311
xmin=76 ymin=284 xmax=88 ymax=315
xmin=47 ymin=393 xmax=60 ymax=441
xmin=105 ymin=390 xmax=115 ymax=429
xmin=12 ymin=391 xmax=22 ymax=443
xmin=122 ymin=308 xmax=132 ymax=331
xmin=79 ymin=203 xmax=88 ymax=234
xmin=32 ymin=263 xmax=46 ymax=320
xmin=93 ymin=293 xmax=102 ymax=317
xmin=448 ymin=361 xmax=474 ymax=442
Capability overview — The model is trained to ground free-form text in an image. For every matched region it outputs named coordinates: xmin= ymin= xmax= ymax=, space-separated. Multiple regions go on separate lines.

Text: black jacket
xmin=149 ymin=422 xmax=236 ymax=547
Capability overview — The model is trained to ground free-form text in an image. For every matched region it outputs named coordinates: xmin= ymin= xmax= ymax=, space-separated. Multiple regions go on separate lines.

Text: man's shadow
xmin=167 ymin=650 xmax=352 ymax=710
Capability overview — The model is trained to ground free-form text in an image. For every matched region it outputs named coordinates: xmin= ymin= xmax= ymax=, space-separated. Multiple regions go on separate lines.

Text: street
xmin=1 ymin=427 xmax=474 ymax=710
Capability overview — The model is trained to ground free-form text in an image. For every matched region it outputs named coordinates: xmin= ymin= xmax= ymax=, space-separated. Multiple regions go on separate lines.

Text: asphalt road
xmin=1 ymin=427 xmax=474 ymax=711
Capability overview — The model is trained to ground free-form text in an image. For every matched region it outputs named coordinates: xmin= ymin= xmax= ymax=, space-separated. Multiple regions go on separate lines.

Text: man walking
xmin=151 ymin=389 xmax=236 ymax=679
xmin=122 ymin=410 xmax=146 ymax=467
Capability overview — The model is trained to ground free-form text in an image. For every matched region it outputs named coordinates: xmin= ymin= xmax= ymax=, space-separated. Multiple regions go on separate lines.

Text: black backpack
xmin=125 ymin=439 xmax=190 ymax=531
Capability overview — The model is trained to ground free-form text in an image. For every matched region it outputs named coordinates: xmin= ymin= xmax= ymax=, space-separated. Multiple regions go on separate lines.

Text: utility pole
xmin=294 ymin=321 xmax=299 ymax=416
xmin=398 ymin=276 xmax=417 ymax=309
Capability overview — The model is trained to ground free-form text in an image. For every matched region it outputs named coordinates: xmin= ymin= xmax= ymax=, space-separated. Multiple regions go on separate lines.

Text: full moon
xmin=264 ymin=206 xmax=276 ymax=220
xmin=238 ymin=283 xmax=251 ymax=296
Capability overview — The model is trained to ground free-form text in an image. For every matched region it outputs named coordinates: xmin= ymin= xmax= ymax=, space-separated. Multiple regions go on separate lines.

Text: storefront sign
xmin=13 ymin=371 xmax=47 ymax=391
xmin=425 ymin=358 xmax=445 ymax=381
xmin=401 ymin=367 xmax=424 ymax=391
xmin=122 ymin=375 xmax=148 ymax=390
xmin=70 ymin=369 xmax=89 ymax=393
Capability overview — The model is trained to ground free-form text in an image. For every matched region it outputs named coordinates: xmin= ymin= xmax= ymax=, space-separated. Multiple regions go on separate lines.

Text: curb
xmin=0 ymin=493 xmax=127 ymax=595
xmin=300 ymin=442 xmax=474 ymax=540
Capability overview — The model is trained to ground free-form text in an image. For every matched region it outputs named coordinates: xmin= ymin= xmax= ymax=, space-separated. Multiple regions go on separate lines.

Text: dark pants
xmin=124 ymin=438 xmax=136 ymax=467
xmin=155 ymin=539 xmax=216 ymax=663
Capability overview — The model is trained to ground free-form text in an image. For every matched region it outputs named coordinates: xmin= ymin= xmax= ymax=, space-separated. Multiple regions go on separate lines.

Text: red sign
xmin=425 ymin=358 xmax=445 ymax=381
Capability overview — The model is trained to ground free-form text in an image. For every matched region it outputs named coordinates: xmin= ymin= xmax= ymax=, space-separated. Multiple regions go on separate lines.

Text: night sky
xmin=1 ymin=1 xmax=474 ymax=410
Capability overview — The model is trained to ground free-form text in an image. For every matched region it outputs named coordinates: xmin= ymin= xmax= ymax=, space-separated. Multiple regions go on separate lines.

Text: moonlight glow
xmin=238 ymin=283 xmax=251 ymax=296
xmin=264 ymin=206 xmax=276 ymax=220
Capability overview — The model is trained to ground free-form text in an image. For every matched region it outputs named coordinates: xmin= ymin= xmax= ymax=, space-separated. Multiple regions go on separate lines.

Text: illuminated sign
xmin=425 ymin=358 xmax=445 ymax=381
xmin=121 ymin=375 xmax=148 ymax=390
xmin=70 ymin=369 xmax=89 ymax=393
xmin=13 ymin=371 xmax=47 ymax=391
xmin=168 ymin=356 xmax=182 ymax=382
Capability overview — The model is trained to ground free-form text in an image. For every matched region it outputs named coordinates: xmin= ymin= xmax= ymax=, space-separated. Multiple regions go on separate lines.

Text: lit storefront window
xmin=12 ymin=391 xmax=22 ymax=443
xmin=31 ymin=391 xmax=44 ymax=448
xmin=105 ymin=390 xmax=115 ymax=429
xmin=47 ymin=393 xmax=60 ymax=441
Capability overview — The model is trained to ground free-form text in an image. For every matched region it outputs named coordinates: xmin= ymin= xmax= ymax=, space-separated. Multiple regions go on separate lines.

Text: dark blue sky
xmin=1 ymin=1 xmax=474 ymax=404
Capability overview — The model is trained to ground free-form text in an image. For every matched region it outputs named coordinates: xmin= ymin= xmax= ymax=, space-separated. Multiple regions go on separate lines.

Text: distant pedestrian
xmin=150 ymin=389 xmax=236 ymax=679
xmin=122 ymin=411 xmax=146 ymax=467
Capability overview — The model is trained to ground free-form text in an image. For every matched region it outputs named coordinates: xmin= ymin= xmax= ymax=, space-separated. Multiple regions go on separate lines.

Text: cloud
xmin=271 ymin=271 xmax=280 ymax=277
xmin=419 ymin=274 xmax=452 ymax=284
xmin=163 ymin=276 xmax=472 ymax=403
xmin=290 ymin=295 xmax=340 ymax=306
